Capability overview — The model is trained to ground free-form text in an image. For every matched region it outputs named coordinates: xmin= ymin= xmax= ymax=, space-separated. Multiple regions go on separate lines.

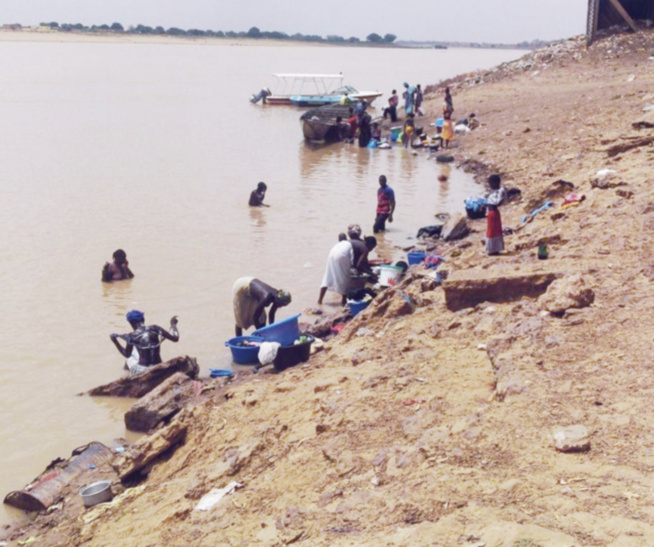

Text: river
xmin=0 ymin=37 xmax=523 ymax=522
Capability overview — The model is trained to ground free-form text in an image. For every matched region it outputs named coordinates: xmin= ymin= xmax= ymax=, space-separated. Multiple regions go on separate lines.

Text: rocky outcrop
xmin=124 ymin=372 xmax=201 ymax=432
xmin=443 ymin=270 xmax=560 ymax=311
xmin=114 ymin=418 xmax=188 ymax=480
xmin=440 ymin=212 xmax=470 ymax=241
xmin=87 ymin=356 xmax=199 ymax=398
xmin=538 ymin=274 xmax=594 ymax=316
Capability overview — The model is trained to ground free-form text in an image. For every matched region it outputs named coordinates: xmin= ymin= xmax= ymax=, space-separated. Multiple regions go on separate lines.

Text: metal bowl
xmin=79 ymin=480 xmax=113 ymax=507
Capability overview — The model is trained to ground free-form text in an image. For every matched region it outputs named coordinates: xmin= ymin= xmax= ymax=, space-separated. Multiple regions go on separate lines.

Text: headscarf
xmin=347 ymin=224 xmax=362 ymax=239
xmin=126 ymin=310 xmax=145 ymax=325
xmin=276 ymin=290 xmax=292 ymax=306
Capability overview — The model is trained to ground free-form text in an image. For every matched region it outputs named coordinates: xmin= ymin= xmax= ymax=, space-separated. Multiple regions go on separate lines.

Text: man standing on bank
xmin=373 ymin=175 xmax=396 ymax=234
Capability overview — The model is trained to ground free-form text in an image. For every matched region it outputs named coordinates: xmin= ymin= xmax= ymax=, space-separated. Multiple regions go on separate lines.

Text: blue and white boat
xmin=290 ymin=85 xmax=382 ymax=107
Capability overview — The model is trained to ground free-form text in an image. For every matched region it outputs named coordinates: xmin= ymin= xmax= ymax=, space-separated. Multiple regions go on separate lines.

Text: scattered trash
xmin=520 ymin=201 xmax=553 ymax=224
xmin=424 ymin=255 xmax=444 ymax=269
xmin=195 ymin=481 xmax=244 ymax=511
xmin=594 ymin=168 xmax=617 ymax=181
xmin=538 ymin=243 xmax=549 ymax=260
xmin=561 ymin=193 xmax=586 ymax=209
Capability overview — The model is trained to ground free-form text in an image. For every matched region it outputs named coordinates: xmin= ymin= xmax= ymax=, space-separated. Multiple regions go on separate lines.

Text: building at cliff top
xmin=587 ymin=0 xmax=654 ymax=43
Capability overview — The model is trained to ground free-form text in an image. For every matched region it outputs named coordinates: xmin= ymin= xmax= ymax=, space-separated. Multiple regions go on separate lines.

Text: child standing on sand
xmin=441 ymin=113 xmax=454 ymax=148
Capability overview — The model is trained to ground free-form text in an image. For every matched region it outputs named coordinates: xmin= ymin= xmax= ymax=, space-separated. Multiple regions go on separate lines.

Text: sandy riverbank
xmin=5 ymin=28 xmax=654 ymax=546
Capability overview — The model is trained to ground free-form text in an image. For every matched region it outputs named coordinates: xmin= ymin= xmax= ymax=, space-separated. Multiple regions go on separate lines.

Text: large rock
xmin=87 ymin=356 xmax=199 ymax=398
xmin=538 ymin=274 xmax=594 ymax=315
xmin=124 ymin=372 xmax=201 ymax=432
xmin=443 ymin=270 xmax=560 ymax=311
xmin=440 ymin=212 xmax=470 ymax=241
xmin=114 ymin=418 xmax=188 ymax=479
xmin=552 ymin=425 xmax=590 ymax=453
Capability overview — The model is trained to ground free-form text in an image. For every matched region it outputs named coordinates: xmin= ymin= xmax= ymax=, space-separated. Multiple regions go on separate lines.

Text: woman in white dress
xmin=318 ymin=239 xmax=354 ymax=305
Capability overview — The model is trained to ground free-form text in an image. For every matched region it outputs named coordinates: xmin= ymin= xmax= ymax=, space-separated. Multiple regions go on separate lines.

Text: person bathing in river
xmin=373 ymin=174 xmax=395 ymax=234
xmin=486 ymin=174 xmax=507 ymax=256
xmin=110 ymin=310 xmax=179 ymax=374
xmin=102 ymin=249 xmax=134 ymax=282
xmin=383 ymin=89 xmax=399 ymax=122
xmin=249 ymin=182 xmax=269 ymax=207
xmin=233 ymin=277 xmax=291 ymax=336
xmin=402 ymin=113 xmax=415 ymax=148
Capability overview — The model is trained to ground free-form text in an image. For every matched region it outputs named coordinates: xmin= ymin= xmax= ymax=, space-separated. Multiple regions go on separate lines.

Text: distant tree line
xmin=38 ymin=22 xmax=397 ymax=45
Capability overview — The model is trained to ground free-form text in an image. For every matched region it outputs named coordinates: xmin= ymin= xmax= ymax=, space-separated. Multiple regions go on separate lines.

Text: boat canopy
xmin=270 ymin=74 xmax=345 ymax=97
xmin=272 ymin=74 xmax=344 ymax=80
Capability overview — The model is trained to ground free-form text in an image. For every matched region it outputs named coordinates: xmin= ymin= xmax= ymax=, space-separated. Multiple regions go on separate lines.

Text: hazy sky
xmin=0 ymin=0 xmax=589 ymax=43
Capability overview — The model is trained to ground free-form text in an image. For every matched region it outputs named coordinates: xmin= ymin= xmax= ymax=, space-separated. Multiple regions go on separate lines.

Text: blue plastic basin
xmin=407 ymin=251 xmax=427 ymax=265
xmin=224 ymin=336 xmax=264 ymax=364
xmin=348 ymin=300 xmax=370 ymax=317
xmin=209 ymin=368 xmax=234 ymax=378
xmin=253 ymin=314 xmax=301 ymax=346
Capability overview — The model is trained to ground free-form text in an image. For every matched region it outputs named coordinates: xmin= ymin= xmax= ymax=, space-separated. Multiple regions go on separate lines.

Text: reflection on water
xmin=0 ymin=39 xmax=522 ymax=524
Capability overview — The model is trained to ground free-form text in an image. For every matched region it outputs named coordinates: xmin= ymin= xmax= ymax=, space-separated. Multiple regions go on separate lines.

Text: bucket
xmin=378 ymin=264 xmax=403 ymax=286
xmin=348 ymin=300 xmax=370 ymax=317
xmin=253 ymin=313 xmax=301 ymax=346
xmin=273 ymin=335 xmax=314 ymax=371
xmin=224 ymin=336 xmax=264 ymax=365
xmin=407 ymin=251 xmax=427 ymax=265
xmin=389 ymin=126 xmax=402 ymax=142
xmin=80 ymin=481 xmax=113 ymax=508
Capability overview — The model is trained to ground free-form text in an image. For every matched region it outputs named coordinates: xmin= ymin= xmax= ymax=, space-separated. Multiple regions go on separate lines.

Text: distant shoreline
xmin=0 ymin=29 xmax=533 ymax=50
xmin=0 ymin=29 xmax=332 ymax=47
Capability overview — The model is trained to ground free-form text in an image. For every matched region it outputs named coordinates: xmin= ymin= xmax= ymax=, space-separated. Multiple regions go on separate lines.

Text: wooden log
xmin=124 ymin=372 xmax=201 ymax=432
xmin=443 ymin=270 xmax=560 ymax=311
xmin=114 ymin=419 xmax=188 ymax=480
xmin=4 ymin=442 xmax=116 ymax=512
xmin=86 ymin=356 xmax=199 ymax=398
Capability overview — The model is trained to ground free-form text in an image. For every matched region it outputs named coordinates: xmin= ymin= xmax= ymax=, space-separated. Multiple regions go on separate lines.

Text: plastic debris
xmin=257 ymin=342 xmax=280 ymax=365
xmin=195 ymin=481 xmax=244 ymax=511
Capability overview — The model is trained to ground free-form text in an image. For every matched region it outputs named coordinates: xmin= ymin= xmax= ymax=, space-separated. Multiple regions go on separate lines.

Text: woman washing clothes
xmin=486 ymin=174 xmax=507 ymax=255
xmin=233 ymin=277 xmax=291 ymax=336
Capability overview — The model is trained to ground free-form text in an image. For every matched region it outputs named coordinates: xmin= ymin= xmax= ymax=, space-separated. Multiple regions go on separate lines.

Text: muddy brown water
xmin=0 ymin=39 xmax=522 ymax=523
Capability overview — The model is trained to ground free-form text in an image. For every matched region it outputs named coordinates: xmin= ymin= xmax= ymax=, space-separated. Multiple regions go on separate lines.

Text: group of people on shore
xmin=103 ymin=81 xmax=506 ymax=373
